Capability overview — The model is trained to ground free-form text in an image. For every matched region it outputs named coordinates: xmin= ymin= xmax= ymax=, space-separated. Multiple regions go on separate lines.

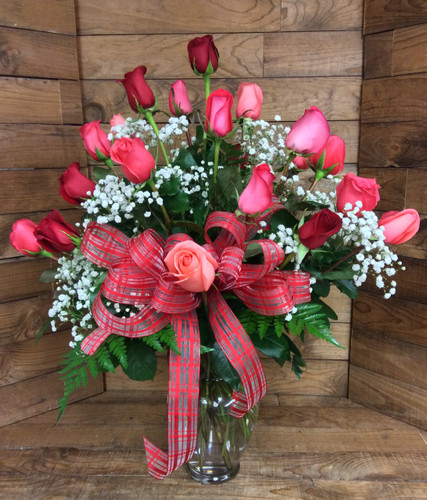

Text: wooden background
xmin=349 ymin=0 xmax=427 ymax=429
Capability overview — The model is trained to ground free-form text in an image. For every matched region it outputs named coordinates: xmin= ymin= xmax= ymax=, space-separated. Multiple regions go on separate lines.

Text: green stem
xmin=144 ymin=110 xmax=170 ymax=165
xmin=203 ymin=74 xmax=211 ymax=103
xmin=213 ymin=139 xmax=221 ymax=184
xmin=171 ymin=220 xmax=203 ymax=234
xmin=279 ymin=252 xmax=296 ymax=270
xmin=321 ymin=246 xmax=362 ymax=276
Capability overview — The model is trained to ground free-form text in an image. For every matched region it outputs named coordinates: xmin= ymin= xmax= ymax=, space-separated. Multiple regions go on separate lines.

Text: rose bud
xmin=238 ymin=163 xmax=275 ymax=215
xmin=164 ymin=240 xmax=218 ymax=293
xmin=34 ymin=210 xmax=79 ymax=253
xmin=298 ymin=208 xmax=343 ymax=250
xmin=336 ymin=172 xmax=380 ymax=215
xmin=110 ymin=137 xmax=155 ymax=184
xmin=110 ymin=114 xmax=125 ymax=128
xmin=117 ymin=66 xmax=156 ymax=112
xmin=379 ymin=209 xmax=420 ymax=245
xmin=236 ymin=82 xmax=263 ymax=119
xmin=169 ymin=80 xmax=193 ymax=116
xmin=205 ymin=89 xmax=234 ymax=137
xmin=187 ymin=35 xmax=219 ymax=76
xmin=10 ymin=219 xmax=41 ymax=256
xmin=79 ymin=121 xmax=111 ymax=161
xmin=293 ymin=155 xmax=310 ymax=170
xmin=285 ymin=106 xmax=330 ymax=155
xmin=310 ymin=135 xmax=346 ymax=175
xmin=59 ymin=162 xmax=96 ymax=206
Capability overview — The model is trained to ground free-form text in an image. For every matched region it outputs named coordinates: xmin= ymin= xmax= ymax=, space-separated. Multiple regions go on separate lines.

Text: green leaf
xmin=210 ymin=341 xmax=241 ymax=390
xmin=311 ymin=279 xmax=330 ymax=297
xmin=93 ymin=166 xmax=112 ymax=181
xmin=163 ymin=190 xmax=190 ymax=214
xmin=251 ymin=327 xmax=291 ymax=367
xmin=335 ymin=279 xmax=358 ymax=299
xmin=322 ymin=269 xmax=355 ymax=280
xmin=172 ymin=149 xmax=198 ymax=170
xmin=39 ymin=268 xmax=57 ymax=283
xmin=310 ymin=296 xmax=338 ymax=321
xmin=268 ymin=209 xmax=298 ymax=233
xmin=159 ymin=176 xmax=181 ymax=196
xmin=123 ymin=338 xmax=157 ymax=381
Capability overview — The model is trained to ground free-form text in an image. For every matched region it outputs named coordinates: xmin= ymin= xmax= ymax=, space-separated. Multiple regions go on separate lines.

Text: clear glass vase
xmin=186 ymin=376 xmax=259 ymax=484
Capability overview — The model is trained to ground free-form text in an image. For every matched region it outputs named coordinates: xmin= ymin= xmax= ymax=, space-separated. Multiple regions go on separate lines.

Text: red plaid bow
xmin=79 ymin=211 xmax=311 ymax=479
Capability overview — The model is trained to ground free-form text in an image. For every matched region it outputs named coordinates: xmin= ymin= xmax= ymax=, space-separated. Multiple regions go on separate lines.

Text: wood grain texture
xmin=359 ymin=122 xmax=427 ymax=169
xmin=0 ymin=259 xmax=52 ymax=303
xmin=405 ymin=170 xmax=427 ymax=214
xmin=361 ymin=74 xmax=427 ymax=123
xmin=393 ymin=24 xmax=427 ymax=75
xmin=281 ymin=0 xmax=363 ymax=31
xmin=264 ymin=32 xmax=363 ymax=77
xmin=81 ymin=77 xmax=361 ymax=123
xmin=349 ymin=365 xmax=427 ymax=430
xmin=78 ymin=33 xmax=263 ymax=80
xmin=364 ymin=31 xmax=393 ymax=79
xmin=59 ymin=80 xmax=84 ymax=124
xmin=0 ymin=27 xmax=79 ymax=79
xmin=0 ymin=0 xmax=76 ymax=34
xmin=0 ymin=124 xmax=86 ymax=169
xmin=353 ymin=291 xmax=427 ymax=347
xmin=364 ymin=0 xmax=427 ymax=34
xmin=358 ymin=166 xmax=406 ymax=211
xmin=76 ymin=0 xmax=281 ymax=35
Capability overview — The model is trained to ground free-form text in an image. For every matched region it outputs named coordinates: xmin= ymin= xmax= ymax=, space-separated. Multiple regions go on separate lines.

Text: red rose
xmin=187 ymin=35 xmax=219 ymax=76
xmin=34 ymin=211 xmax=79 ymax=253
xmin=298 ymin=209 xmax=342 ymax=250
xmin=336 ymin=173 xmax=380 ymax=214
xmin=79 ymin=121 xmax=111 ymax=161
xmin=117 ymin=66 xmax=156 ymax=112
xmin=238 ymin=163 xmax=275 ymax=215
xmin=310 ymin=135 xmax=346 ymax=176
xmin=236 ymin=82 xmax=263 ymax=120
xmin=205 ymin=89 xmax=234 ymax=137
xmin=169 ymin=80 xmax=193 ymax=116
xmin=110 ymin=137 xmax=155 ymax=184
xmin=59 ymin=162 xmax=96 ymax=206
xmin=10 ymin=219 xmax=41 ymax=256
xmin=285 ymin=106 xmax=330 ymax=155
xmin=379 ymin=209 xmax=420 ymax=245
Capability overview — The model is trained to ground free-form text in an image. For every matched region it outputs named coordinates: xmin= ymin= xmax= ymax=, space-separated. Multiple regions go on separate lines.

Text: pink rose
xmin=169 ymin=80 xmax=193 ymax=116
xmin=79 ymin=121 xmax=111 ymax=161
xmin=298 ymin=208 xmax=342 ymax=250
xmin=310 ymin=135 xmax=346 ymax=175
xmin=236 ymin=82 xmax=263 ymax=119
xmin=110 ymin=114 xmax=125 ymax=128
xmin=285 ymin=106 xmax=330 ymax=154
xmin=117 ymin=66 xmax=156 ymax=112
xmin=379 ymin=209 xmax=420 ymax=245
xmin=34 ymin=210 xmax=79 ymax=253
xmin=187 ymin=35 xmax=219 ymax=76
xmin=164 ymin=240 xmax=218 ymax=293
xmin=293 ymin=155 xmax=309 ymax=170
xmin=10 ymin=219 xmax=41 ymax=256
xmin=336 ymin=173 xmax=381 ymax=214
xmin=59 ymin=162 xmax=96 ymax=206
xmin=110 ymin=137 xmax=155 ymax=184
xmin=205 ymin=89 xmax=234 ymax=137
xmin=238 ymin=163 xmax=275 ymax=215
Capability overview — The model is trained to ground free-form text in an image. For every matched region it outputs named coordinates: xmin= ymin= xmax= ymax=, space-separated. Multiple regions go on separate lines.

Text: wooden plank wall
xmin=0 ymin=0 xmax=103 ymax=427
xmin=349 ymin=0 xmax=427 ymax=429
xmin=74 ymin=0 xmax=363 ymax=396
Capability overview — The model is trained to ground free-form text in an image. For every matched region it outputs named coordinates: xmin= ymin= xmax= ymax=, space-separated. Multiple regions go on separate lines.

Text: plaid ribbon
xmin=79 ymin=212 xmax=311 ymax=479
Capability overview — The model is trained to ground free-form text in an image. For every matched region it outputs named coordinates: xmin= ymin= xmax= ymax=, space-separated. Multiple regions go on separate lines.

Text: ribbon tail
xmin=144 ymin=310 xmax=200 ymax=479
xmin=80 ymin=328 xmax=111 ymax=355
xmin=208 ymin=290 xmax=266 ymax=418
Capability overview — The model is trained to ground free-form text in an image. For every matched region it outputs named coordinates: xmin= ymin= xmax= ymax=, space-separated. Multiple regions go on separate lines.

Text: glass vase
xmin=186 ymin=376 xmax=259 ymax=484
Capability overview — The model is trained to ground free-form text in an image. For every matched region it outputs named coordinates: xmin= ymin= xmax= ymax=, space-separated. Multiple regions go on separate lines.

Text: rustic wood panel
xmin=364 ymin=32 xmax=393 ymax=79
xmin=78 ymin=33 xmax=264 ymax=80
xmin=361 ymin=75 xmax=427 ymax=123
xmin=82 ymin=77 xmax=362 ymax=123
xmin=405 ymin=171 xmax=427 ymax=214
xmin=349 ymin=365 xmax=427 ymax=430
xmin=0 ymin=0 xmax=76 ymax=34
xmin=353 ymin=291 xmax=427 ymax=347
xmin=358 ymin=166 xmax=407 ymax=212
xmin=0 ymin=294 xmax=52 ymax=345
xmin=0 ymin=259 xmax=52 ymax=303
xmin=0 ymin=371 xmax=103 ymax=428
xmin=393 ymin=24 xmax=427 ymax=75
xmin=0 ymin=27 xmax=79 ymax=79
xmin=364 ymin=0 xmax=427 ymax=34
xmin=75 ymin=0 xmax=281 ymax=35
xmin=281 ymin=0 xmax=363 ymax=31
xmin=0 ymin=331 xmax=70 ymax=387
xmin=59 ymin=80 xmax=84 ymax=125
xmin=264 ymin=32 xmax=363 ymax=77
xmin=0 ymin=124 xmax=86 ymax=169
xmin=395 ymin=216 xmax=427 ymax=260
xmin=351 ymin=328 xmax=427 ymax=390
xmin=359 ymin=122 xmax=427 ymax=169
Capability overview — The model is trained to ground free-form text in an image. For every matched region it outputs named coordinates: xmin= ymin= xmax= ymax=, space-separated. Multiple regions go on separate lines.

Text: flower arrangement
xmin=10 ymin=35 xmax=420 ymax=480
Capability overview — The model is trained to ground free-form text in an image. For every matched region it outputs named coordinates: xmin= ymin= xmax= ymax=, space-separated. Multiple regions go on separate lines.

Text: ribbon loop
xmin=81 ymin=222 xmax=130 ymax=268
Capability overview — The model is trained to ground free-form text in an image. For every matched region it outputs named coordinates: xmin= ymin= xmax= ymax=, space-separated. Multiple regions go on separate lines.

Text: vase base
xmin=185 ymin=462 xmax=240 ymax=484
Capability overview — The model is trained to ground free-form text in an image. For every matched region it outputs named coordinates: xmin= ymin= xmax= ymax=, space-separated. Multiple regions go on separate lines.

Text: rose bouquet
xmin=10 ymin=35 xmax=420 ymax=481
